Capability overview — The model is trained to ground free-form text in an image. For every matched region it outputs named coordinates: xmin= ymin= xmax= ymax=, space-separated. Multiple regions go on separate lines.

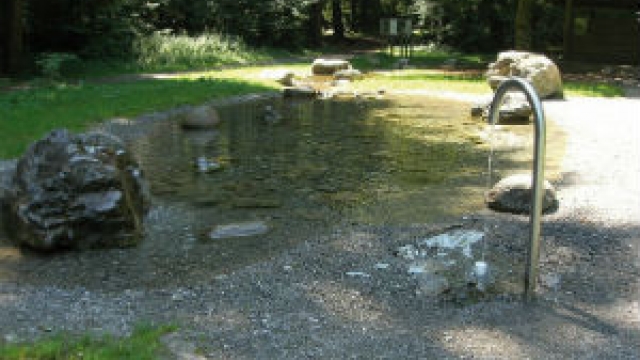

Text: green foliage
xmin=0 ymin=325 xmax=176 ymax=360
xmin=133 ymin=32 xmax=272 ymax=71
xmin=430 ymin=0 xmax=564 ymax=52
xmin=35 ymin=53 xmax=83 ymax=79
xmin=564 ymin=81 xmax=624 ymax=98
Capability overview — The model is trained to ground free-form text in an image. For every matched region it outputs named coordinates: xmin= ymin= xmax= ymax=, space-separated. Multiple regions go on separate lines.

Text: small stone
xmin=540 ymin=273 xmax=561 ymax=290
xmin=397 ymin=244 xmax=419 ymax=260
xmin=180 ymin=106 xmax=220 ymax=130
xmin=283 ymin=86 xmax=318 ymax=99
xmin=346 ymin=271 xmax=371 ymax=278
xmin=209 ymin=221 xmax=270 ymax=240
xmin=486 ymin=173 xmax=558 ymax=214
xmin=195 ymin=156 xmax=222 ymax=173
xmin=415 ymin=273 xmax=450 ymax=297
xmin=470 ymin=103 xmax=485 ymax=117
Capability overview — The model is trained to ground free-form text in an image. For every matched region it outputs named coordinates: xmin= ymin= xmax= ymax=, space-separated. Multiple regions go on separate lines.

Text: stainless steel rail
xmin=487 ymin=77 xmax=546 ymax=301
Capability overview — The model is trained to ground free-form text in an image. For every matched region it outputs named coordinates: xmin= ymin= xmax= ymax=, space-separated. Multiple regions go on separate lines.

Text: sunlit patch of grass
xmin=0 ymin=75 xmax=277 ymax=159
xmin=564 ymin=81 xmax=624 ymax=97
xmin=352 ymin=70 xmax=490 ymax=94
xmin=347 ymin=69 xmax=623 ymax=98
xmin=0 ymin=325 xmax=175 ymax=360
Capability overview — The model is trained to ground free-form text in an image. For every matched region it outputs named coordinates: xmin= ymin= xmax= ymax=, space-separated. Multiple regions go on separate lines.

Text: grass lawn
xmin=0 ymin=326 xmax=175 ymax=360
xmin=0 ymin=47 xmax=624 ymax=160
xmin=351 ymin=70 xmax=624 ymax=98
xmin=0 ymin=73 xmax=280 ymax=159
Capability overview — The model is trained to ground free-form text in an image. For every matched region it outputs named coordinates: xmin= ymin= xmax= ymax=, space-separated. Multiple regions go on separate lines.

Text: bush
xmin=133 ymin=32 xmax=268 ymax=71
xmin=35 ymin=52 xmax=83 ymax=79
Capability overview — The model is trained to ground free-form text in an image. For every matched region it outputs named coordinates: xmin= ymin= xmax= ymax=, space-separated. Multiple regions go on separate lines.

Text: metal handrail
xmin=487 ymin=77 xmax=547 ymax=301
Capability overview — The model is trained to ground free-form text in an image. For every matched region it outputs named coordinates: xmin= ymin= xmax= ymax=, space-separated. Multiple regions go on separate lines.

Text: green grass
xmin=354 ymin=70 xmax=491 ymax=94
xmin=0 ymin=325 xmax=175 ymax=360
xmin=0 ymin=73 xmax=279 ymax=159
xmin=0 ymin=41 xmax=624 ymax=160
xmin=31 ymin=33 xmax=309 ymax=80
xmin=351 ymin=69 xmax=623 ymax=98
xmin=563 ymin=81 xmax=624 ymax=97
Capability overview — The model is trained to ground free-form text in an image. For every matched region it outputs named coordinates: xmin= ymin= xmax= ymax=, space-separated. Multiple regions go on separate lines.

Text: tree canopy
xmin=1 ymin=0 xmax=566 ymax=75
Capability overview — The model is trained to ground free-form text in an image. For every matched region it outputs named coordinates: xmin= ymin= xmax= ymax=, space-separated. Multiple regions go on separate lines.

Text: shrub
xmin=35 ymin=52 xmax=83 ymax=79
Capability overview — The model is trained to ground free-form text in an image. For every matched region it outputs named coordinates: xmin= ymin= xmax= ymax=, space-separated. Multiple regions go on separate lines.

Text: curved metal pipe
xmin=487 ymin=77 xmax=546 ymax=301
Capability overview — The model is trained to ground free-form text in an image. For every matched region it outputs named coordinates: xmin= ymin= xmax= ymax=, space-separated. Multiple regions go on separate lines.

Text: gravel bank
xmin=0 ymin=94 xmax=638 ymax=359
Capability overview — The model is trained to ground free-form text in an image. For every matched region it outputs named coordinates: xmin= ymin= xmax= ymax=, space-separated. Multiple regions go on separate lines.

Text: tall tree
xmin=1 ymin=0 xmax=25 ymax=74
xmin=307 ymin=1 xmax=325 ymax=46
xmin=515 ymin=0 xmax=533 ymax=50
xmin=332 ymin=0 xmax=345 ymax=40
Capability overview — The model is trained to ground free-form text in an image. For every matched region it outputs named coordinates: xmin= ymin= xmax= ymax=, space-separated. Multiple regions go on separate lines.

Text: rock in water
xmin=2 ymin=129 xmax=150 ymax=251
xmin=486 ymin=173 xmax=558 ymax=214
xmin=180 ymin=106 xmax=220 ymax=130
xmin=283 ymin=86 xmax=318 ymax=99
xmin=486 ymin=51 xmax=563 ymax=99
xmin=470 ymin=93 xmax=533 ymax=123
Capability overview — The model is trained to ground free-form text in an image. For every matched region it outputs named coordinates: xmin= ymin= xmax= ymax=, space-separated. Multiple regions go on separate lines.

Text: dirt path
xmin=1 ymin=93 xmax=639 ymax=359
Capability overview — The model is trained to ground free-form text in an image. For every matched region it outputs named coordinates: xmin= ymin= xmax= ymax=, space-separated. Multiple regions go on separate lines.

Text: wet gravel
xmin=0 ymin=94 xmax=639 ymax=359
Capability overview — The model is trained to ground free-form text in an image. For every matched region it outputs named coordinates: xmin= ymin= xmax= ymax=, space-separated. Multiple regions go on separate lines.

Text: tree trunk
xmin=332 ymin=0 xmax=345 ymax=40
xmin=359 ymin=0 xmax=381 ymax=34
xmin=515 ymin=0 xmax=533 ymax=50
xmin=563 ymin=0 xmax=574 ymax=60
xmin=2 ymin=0 xmax=25 ymax=74
xmin=350 ymin=0 xmax=359 ymax=33
xmin=307 ymin=1 xmax=324 ymax=46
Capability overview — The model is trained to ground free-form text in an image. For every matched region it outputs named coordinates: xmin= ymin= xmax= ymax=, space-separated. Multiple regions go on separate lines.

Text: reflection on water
xmin=134 ymin=96 xmax=496 ymax=226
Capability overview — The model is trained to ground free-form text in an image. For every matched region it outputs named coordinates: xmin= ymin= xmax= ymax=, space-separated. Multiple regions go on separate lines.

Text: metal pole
xmin=487 ymin=77 xmax=547 ymax=301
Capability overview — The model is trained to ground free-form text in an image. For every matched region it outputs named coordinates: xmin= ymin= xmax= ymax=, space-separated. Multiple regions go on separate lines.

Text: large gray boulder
xmin=486 ymin=174 xmax=558 ymax=214
xmin=2 ymin=129 xmax=150 ymax=251
xmin=486 ymin=51 xmax=563 ymax=99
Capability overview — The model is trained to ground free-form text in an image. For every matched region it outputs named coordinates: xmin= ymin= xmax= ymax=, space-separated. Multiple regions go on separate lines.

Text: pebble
xmin=345 ymin=271 xmax=371 ymax=278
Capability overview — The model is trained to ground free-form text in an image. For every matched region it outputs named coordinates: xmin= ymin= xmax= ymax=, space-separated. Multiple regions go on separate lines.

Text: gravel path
xmin=1 ymin=94 xmax=639 ymax=359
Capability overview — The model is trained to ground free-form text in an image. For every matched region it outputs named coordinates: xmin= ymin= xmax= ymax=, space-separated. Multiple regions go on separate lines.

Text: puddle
xmin=0 ymin=95 xmax=543 ymax=290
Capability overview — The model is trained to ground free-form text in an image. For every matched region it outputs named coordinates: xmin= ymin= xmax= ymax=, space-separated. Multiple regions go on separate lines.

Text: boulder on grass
xmin=311 ymin=59 xmax=352 ymax=75
xmin=486 ymin=173 xmax=558 ymax=214
xmin=486 ymin=51 xmax=563 ymax=99
xmin=2 ymin=129 xmax=150 ymax=251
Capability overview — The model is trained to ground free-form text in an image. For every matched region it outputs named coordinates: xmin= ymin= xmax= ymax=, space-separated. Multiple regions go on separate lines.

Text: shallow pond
xmin=0 ymin=94 xmax=564 ymax=290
